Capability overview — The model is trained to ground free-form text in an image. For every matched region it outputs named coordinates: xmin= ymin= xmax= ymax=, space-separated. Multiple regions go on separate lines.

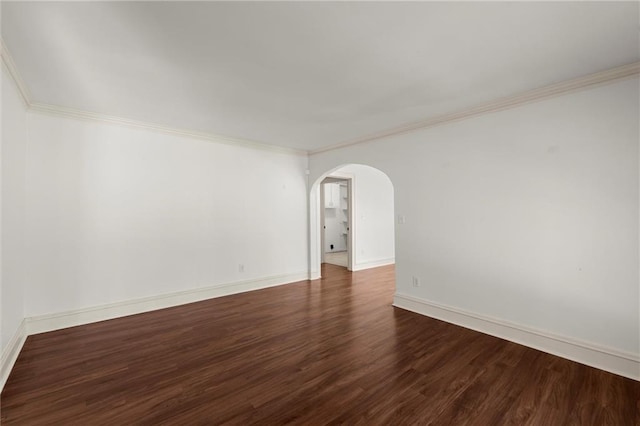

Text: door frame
xmin=319 ymin=173 xmax=355 ymax=271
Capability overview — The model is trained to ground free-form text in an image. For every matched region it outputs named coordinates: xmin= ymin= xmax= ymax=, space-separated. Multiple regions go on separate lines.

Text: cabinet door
xmin=324 ymin=183 xmax=340 ymax=208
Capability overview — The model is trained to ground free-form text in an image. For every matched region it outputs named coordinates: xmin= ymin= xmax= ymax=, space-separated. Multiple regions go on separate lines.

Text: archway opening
xmin=309 ymin=164 xmax=395 ymax=280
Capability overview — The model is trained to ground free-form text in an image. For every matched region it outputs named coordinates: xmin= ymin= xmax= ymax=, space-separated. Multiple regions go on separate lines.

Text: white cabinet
xmin=324 ymin=183 xmax=340 ymax=208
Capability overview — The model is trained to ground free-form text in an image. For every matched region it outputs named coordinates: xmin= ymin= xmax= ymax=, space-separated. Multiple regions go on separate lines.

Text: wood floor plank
xmin=1 ymin=264 xmax=638 ymax=425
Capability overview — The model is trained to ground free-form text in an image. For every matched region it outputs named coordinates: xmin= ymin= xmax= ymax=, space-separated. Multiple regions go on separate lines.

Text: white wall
xmin=24 ymin=112 xmax=309 ymax=317
xmin=1 ymin=67 xmax=27 ymax=352
xmin=309 ymin=78 xmax=639 ymax=356
xmin=333 ymin=164 xmax=394 ymax=268
xmin=323 ymin=209 xmax=345 ymax=252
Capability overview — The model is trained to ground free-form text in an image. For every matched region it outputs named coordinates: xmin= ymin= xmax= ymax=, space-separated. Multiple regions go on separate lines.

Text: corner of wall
xmin=0 ymin=319 xmax=27 ymax=391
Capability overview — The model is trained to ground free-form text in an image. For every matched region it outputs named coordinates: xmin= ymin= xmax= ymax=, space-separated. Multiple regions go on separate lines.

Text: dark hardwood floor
xmin=1 ymin=264 xmax=638 ymax=425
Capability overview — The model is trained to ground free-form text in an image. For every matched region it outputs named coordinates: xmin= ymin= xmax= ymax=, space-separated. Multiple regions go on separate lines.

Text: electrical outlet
xmin=412 ymin=276 xmax=421 ymax=287
xmin=238 ymin=264 xmax=244 ymax=273
xmin=398 ymin=215 xmax=406 ymax=225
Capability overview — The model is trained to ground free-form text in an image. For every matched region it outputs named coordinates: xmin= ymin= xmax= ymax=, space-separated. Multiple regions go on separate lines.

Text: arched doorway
xmin=309 ymin=164 xmax=395 ymax=279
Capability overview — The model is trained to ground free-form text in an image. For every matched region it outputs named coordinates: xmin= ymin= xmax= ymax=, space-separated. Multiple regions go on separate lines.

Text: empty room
xmin=1 ymin=1 xmax=638 ymax=424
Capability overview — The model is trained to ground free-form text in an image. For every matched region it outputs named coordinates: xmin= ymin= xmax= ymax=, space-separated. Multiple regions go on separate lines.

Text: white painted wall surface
xmin=309 ymin=78 xmax=639 ymax=356
xmin=334 ymin=164 xmax=394 ymax=268
xmin=323 ymin=208 xmax=346 ymax=253
xmin=24 ymin=113 xmax=309 ymax=317
xmin=1 ymin=68 xmax=27 ymax=351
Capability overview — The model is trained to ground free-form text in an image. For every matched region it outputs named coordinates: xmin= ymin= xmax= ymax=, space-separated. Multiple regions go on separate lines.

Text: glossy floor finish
xmin=2 ymin=264 xmax=638 ymax=425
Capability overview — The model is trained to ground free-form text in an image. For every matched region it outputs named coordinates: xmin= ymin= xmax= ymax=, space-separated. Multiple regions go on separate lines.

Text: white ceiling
xmin=2 ymin=2 xmax=639 ymax=152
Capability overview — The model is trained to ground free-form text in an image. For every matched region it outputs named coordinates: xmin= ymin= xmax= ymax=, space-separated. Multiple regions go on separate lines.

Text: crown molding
xmin=1 ymin=39 xmax=32 ymax=107
xmin=1 ymin=38 xmax=306 ymax=156
xmin=28 ymin=102 xmax=308 ymax=156
xmin=310 ymin=61 xmax=640 ymax=155
xmin=3 ymin=32 xmax=637 ymax=157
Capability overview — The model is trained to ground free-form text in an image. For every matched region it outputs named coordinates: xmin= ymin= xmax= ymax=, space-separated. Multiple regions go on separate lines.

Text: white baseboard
xmin=1 ymin=272 xmax=308 ymax=392
xmin=0 ymin=271 xmax=309 ymax=391
xmin=393 ymin=293 xmax=640 ymax=381
xmin=27 ymin=272 xmax=309 ymax=336
xmin=1 ymin=319 xmax=28 ymax=391
xmin=351 ymin=257 xmax=395 ymax=272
